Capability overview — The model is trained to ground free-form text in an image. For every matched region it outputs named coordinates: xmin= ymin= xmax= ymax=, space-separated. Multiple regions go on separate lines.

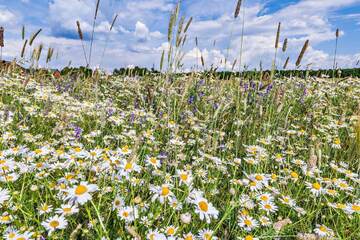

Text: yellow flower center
xmin=122 ymin=146 xmax=129 ymax=153
xmin=260 ymin=195 xmax=269 ymax=201
xmin=5 ymin=175 xmax=13 ymax=181
xmin=245 ymin=236 xmax=254 ymax=240
xmin=35 ymin=149 xmax=42 ymax=154
xmin=241 ymin=209 xmax=249 ymax=216
xmin=264 ymin=204 xmax=272 ymax=209
xmin=161 ymin=186 xmax=170 ymax=196
xmin=1 ymin=215 xmax=10 ymax=221
xmin=122 ymin=211 xmax=129 ymax=217
xmin=244 ymin=219 xmax=252 ymax=226
xmin=125 ymin=162 xmax=133 ymax=170
xmin=336 ymin=203 xmax=346 ymax=209
xmin=204 ymin=233 xmax=212 ymax=240
xmin=75 ymin=185 xmax=88 ymax=195
xmin=56 ymin=149 xmax=64 ymax=155
xmin=312 ymin=182 xmax=321 ymax=190
xmin=352 ymin=205 xmax=360 ymax=211
xmin=327 ymin=189 xmax=336 ymax=195
xmin=198 ymin=200 xmax=209 ymax=212
xmin=339 ymin=183 xmax=347 ymax=188
xmin=184 ymin=235 xmax=193 ymax=240
xmin=255 ymin=175 xmax=263 ymax=181
xmin=319 ymin=226 xmax=327 ymax=232
xmin=290 ymin=172 xmax=298 ymax=178
xmin=74 ymin=147 xmax=81 ymax=152
xmin=167 ymin=227 xmax=175 ymax=235
xmin=63 ymin=207 xmax=72 ymax=213
xmin=180 ymin=173 xmax=188 ymax=181
xmin=150 ymin=157 xmax=157 ymax=164
xmin=50 ymin=220 xmax=60 ymax=228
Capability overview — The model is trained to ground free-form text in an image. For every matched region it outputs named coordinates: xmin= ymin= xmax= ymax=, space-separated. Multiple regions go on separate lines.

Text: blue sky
xmin=0 ymin=0 xmax=360 ymax=71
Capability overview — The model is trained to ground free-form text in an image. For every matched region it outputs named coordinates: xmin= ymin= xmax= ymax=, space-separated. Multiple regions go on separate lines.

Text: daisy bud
xmin=30 ymin=185 xmax=38 ymax=191
xmin=133 ymin=196 xmax=142 ymax=204
xmin=180 ymin=212 xmax=192 ymax=224
xmin=229 ymin=188 xmax=236 ymax=195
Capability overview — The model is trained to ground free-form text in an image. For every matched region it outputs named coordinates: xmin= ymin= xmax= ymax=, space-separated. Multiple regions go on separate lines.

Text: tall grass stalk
xmin=271 ymin=22 xmax=281 ymax=81
xmin=333 ymin=28 xmax=340 ymax=77
xmin=239 ymin=0 xmax=245 ymax=75
xmin=0 ymin=27 xmax=4 ymax=61
xmin=88 ymin=0 xmax=101 ymax=67
xmin=99 ymin=14 xmax=118 ymax=68
xmin=76 ymin=21 xmax=89 ymax=66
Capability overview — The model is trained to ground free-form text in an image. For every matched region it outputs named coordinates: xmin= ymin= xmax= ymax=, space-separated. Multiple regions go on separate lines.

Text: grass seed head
xmin=275 ymin=22 xmax=281 ymax=49
xmin=234 ymin=0 xmax=242 ymax=19
xmin=29 ymin=28 xmax=42 ymax=46
xmin=282 ymin=38 xmax=288 ymax=52
xmin=296 ymin=39 xmax=309 ymax=67
xmin=76 ymin=21 xmax=84 ymax=40
xmin=0 ymin=27 xmax=4 ymax=47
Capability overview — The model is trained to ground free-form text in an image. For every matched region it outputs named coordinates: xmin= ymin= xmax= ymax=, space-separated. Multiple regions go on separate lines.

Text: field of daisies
xmin=0 ymin=71 xmax=359 ymax=240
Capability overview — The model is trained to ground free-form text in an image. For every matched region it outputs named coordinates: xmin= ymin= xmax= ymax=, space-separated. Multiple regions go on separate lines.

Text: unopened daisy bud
xmin=180 ymin=212 xmax=192 ymax=224
xmin=133 ymin=196 xmax=142 ymax=204
xmin=30 ymin=185 xmax=38 ymax=191
xmin=273 ymin=218 xmax=292 ymax=232
xmin=229 ymin=188 xmax=236 ymax=195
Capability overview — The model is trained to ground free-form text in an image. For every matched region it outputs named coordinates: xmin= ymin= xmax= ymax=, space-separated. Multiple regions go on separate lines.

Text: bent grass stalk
xmin=76 ymin=20 xmax=89 ymax=66
xmin=88 ymin=0 xmax=101 ymax=67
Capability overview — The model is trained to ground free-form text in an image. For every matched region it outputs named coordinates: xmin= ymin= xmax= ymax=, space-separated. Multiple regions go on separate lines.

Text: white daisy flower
xmin=118 ymin=206 xmax=138 ymax=223
xmin=238 ymin=216 xmax=259 ymax=232
xmin=0 ymin=187 xmax=10 ymax=206
xmin=259 ymin=216 xmax=272 ymax=226
xmin=112 ymin=195 xmax=125 ymax=210
xmin=146 ymin=156 xmax=161 ymax=169
xmin=279 ymin=195 xmax=296 ymax=207
xmin=66 ymin=181 xmax=98 ymax=205
xmin=147 ymin=230 xmax=167 ymax=240
xmin=260 ymin=202 xmax=278 ymax=214
xmin=306 ymin=182 xmax=324 ymax=196
xmin=345 ymin=203 xmax=360 ymax=215
xmin=41 ymin=215 xmax=68 ymax=235
xmin=150 ymin=184 xmax=175 ymax=204
xmin=177 ymin=169 xmax=193 ymax=186
xmin=198 ymin=229 xmax=218 ymax=240
xmin=193 ymin=197 xmax=219 ymax=223
xmin=314 ymin=224 xmax=334 ymax=238
xmin=55 ymin=204 xmax=79 ymax=216
xmin=257 ymin=192 xmax=274 ymax=203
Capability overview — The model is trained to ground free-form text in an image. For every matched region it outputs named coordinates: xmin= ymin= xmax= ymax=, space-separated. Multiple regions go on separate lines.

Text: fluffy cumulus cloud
xmin=0 ymin=0 xmax=359 ymax=71
xmin=0 ymin=7 xmax=17 ymax=26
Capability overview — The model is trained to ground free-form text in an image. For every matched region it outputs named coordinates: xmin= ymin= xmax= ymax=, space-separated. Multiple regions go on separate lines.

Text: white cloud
xmin=1 ymin=0 xmax=360 ymax=70
xmin=0 ymin=7 xmax=17 ymax=25
xmin=134 ymin=21 xmax=149 ymax=41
